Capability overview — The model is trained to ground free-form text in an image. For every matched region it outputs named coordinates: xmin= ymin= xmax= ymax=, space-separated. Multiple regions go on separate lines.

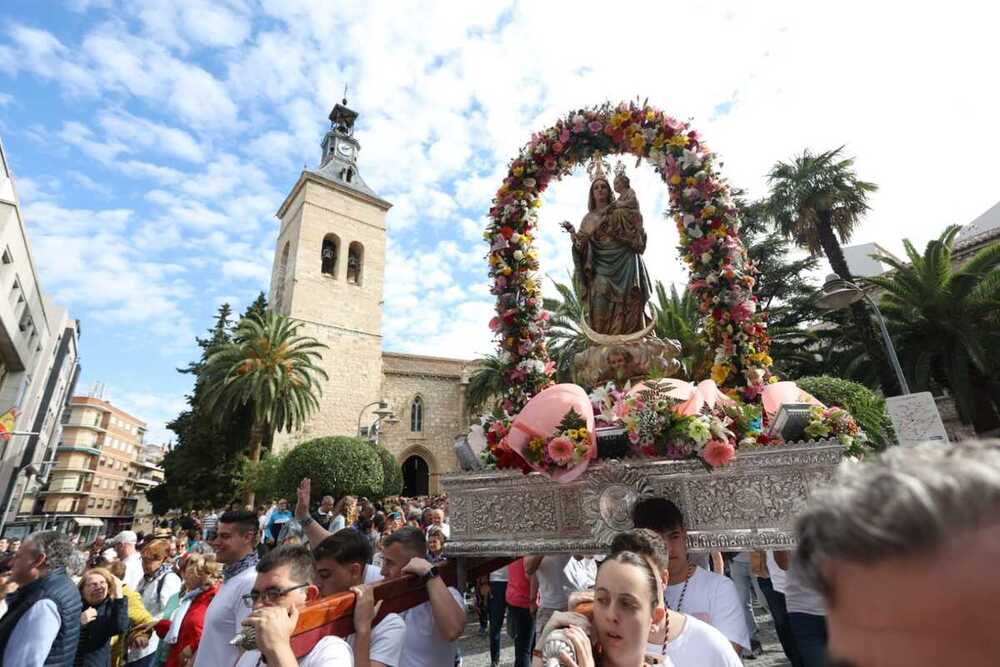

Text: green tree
xmin=766 ymin=147 xmax=900 ymax=395
xmin=466 ymin=353 xmax=505 ymax=415
xmin=201 ymin=310 xmax=329 ymax=505
xmin=150 ymin=301 xmax=257 ymax=511
xmin=375 ymin=446 xmax=404 ymax=497
xmin=651 ymin=282 xmax=709 ymax=381
xmin=864 ymin=226 xmax=1000 ymax=430
xmin=276 ymin=436 xmax=384 ymax=501
xmin=543 ymin=277 xmax=588 ymax=383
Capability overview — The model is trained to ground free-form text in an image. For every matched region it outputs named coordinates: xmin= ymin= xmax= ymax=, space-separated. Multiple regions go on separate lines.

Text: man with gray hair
xmin=0 ymin=531 xmax=82 ymax=666
xmin=794 ymin=439 xmax=1000 ymax=667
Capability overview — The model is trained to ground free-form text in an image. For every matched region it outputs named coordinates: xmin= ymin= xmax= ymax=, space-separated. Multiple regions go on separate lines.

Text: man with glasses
xmin=193 ymin=510 xmax=260 ymax=667
xmin=236 ymin=544 xmax=352 ymax=666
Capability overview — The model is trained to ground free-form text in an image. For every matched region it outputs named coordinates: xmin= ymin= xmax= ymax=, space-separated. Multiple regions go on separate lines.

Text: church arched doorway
xmin=402 ymin=455 xmax=429 ymax=497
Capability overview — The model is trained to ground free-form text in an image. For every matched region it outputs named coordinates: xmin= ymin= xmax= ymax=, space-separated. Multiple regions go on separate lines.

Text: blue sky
xmin=1 ymin=0 xmax=998 ymax=443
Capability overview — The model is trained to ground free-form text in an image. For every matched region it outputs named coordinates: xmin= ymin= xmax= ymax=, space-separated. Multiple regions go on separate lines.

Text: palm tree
xmin=543 ymin=277 xmax=589 ymax=383
xmin=864 ymin=226 xmax=1000 ymax=430
xmin=466 ymin=353 xmax=505 ymax=415
xmin=651 ymin=282 xmax=710 ymax=380
xmin=766 ymin=146 xmax=900 ymax=395
xmin=202 ymin=311 xmax=329 ymax=504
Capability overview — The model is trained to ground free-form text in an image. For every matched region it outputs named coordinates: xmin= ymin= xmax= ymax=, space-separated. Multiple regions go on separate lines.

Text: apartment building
xmin=38 ymin=396 xmax=147 ymax=540
xmin=0 ymin=137 xmax=78 ymax=535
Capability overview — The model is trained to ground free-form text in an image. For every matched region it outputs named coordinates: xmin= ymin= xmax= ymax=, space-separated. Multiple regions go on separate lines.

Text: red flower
xmin=500 ymin=226 xmax=515 ymax=240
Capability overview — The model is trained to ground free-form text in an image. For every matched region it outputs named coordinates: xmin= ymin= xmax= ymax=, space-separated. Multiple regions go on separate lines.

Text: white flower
xmin=680 ymin=148 xmax=703 ymax=170
xmin=513 ymin=250 xmax=524 ymax=261
xmin=688 ymin=418 xmax=711 ymax=445
xmin=683 ymin=187 xmax=701 ymax=200
xmin=701 ymin=252 xmax=713 ymax=264
xmin=510 ymin=232 xmax=521 ymax=244
xmin=682 ymin=213 xmax=696 ymax=226
xmin=589 ymin=386 xmax=610 ymax=406
xmin=523 ymin=178 xmax=536 ymax=188
xmin=686 ymin=225 xmax=703 ymax=239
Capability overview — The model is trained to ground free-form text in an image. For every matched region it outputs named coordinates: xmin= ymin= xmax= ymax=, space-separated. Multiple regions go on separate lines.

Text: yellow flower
xmin=751 ymin=352 xmax=773 ymax=366
xmin=489 ymin=254 xmax=500 ymax=266
xmin=532 ymin=199 xmax=542 ymax=208
xmin=686 ymin=177 xmax=697 ymax=186
xmin=501 ymin=266 xmax=512 ymax=276
xmin=668 ymin=135 xmax=688 ymax=148
xmin=512 ymin=166 xmax=524 ymax=177
xmin=578 ymin=427 xmax=589 ymax=439
xmin=768 ymin=375 xmax=780 ymax=384
xmin=567 ymin=429 xmax=579 ymax=439
xmin=700 ymin=205 xmax=717 ymax=219
xmin=670 ymin=174 xmax=682 ymax=185
xmin=646 ymin=110 xmax=657 ymax=122
xmin=711 ymin=363 xmax=731 ymax=384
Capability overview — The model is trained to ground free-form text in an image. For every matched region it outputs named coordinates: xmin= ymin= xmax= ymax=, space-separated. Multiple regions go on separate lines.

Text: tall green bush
xmin=795 ymin=375 xmax=895 ymax=449
xmin=375 ymin=446 xmax=404 ymax=498
xmin=277 ymin=436 xmax=384 ymax=500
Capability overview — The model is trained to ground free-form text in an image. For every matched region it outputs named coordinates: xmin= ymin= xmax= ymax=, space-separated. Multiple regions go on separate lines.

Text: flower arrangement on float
xmin=486 ymin=101 xmax=772 ymax=416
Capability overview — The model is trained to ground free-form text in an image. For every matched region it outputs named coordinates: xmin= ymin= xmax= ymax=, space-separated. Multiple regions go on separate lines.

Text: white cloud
xmin=97 ymin=110 xmax=205 ymax=162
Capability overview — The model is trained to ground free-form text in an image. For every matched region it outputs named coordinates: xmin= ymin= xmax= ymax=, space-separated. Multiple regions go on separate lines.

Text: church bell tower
xmin=268 ymin=99 xmax=392 ymax=449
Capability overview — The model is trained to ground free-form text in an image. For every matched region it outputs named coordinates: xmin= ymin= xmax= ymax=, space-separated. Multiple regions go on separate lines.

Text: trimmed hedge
xmin=795 ymin=375 xmax=895 ymax=449
xmin=376 ymin=446 xmax=404 ymax=498
xmin=277 ymin=436 xmax=384 ymax=500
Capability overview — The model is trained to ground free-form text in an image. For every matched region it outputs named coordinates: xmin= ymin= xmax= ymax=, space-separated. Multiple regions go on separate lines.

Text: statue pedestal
xmin=572 ymin=335 xmax=682 ymax=388
xmin=443 ymin=440 xmax=846 ymax=556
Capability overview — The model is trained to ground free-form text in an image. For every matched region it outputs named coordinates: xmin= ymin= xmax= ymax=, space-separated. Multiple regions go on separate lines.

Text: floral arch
xmin=486 ymin=101 xmax=772 ymax=414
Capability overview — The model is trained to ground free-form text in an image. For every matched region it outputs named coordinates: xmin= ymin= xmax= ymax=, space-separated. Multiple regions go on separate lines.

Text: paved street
xmin=457 ymin=599 xmax=791 ymax=666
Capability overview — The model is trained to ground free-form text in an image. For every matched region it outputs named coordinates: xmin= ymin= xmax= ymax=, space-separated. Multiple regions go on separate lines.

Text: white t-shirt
xmin=536 ymin=555 xmax=573 ymax=609
xmin=364 ymin=563 xmax=384 ymax=584
xmin=489 ymin=565 xmax=509 ymax=583
xmin=193 ymin=566 xmax=257 ymax=667
xmin=766 ymin=551 xmax=787 ymax=594
xmin=428 ymin=523 xmax=451 ymax=539
xmin=348 ymin=612 xmax=405 ymax=666
xmin=122 ymin=551 xmax=143 ymax=590
xmin=564 ymin=557 xmax=597 ymax=592
xmin=783 ymin=557 xmax=825 ymax=616
xmin=234 ymin=634 xmax=353 ymax=666
xmin=647 ymin=613 xmax=743 ymax=666
xmin=665 ymin=566 xmax=749 ymax=651
xmin=130 ymin=570 xmax=183 ymax=661
xmin=398 ymin=586 xmax=464 ymax=667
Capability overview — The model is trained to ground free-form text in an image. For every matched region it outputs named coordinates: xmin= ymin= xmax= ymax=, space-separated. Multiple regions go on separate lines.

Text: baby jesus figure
xmin=604 ymin=166 xmax=646 ymax=249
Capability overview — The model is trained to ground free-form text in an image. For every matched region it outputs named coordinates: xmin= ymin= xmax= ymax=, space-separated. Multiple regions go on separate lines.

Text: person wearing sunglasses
xmin=235 ymin=544 xmax=352 ymax=667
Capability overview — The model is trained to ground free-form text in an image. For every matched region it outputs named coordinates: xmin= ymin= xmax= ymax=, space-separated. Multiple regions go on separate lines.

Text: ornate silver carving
xmin=442 ymin=441 xmax=846 ymax=556
xmin=582 ymin=460 xmax=653 ymax=545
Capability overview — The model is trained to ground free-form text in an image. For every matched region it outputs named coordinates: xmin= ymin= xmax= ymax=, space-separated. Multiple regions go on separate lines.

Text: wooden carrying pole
xmin=288 ymin=557 xmax=511 ymax=658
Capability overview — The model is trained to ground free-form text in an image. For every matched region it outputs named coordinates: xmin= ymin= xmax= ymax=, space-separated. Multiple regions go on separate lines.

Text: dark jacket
xmin=0 ymin=566 xmax=83 ymax=667
xmin=74 ymin=596 xmax=129 ymax=667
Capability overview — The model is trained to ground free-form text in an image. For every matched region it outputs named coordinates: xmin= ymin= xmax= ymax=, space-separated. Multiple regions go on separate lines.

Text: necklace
xmin=670 ymin=564 xmax=696 ymax=613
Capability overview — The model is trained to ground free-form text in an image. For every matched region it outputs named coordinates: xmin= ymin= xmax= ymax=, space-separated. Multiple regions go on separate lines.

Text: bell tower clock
xmin=268 ymin=98 xmax=392 ymax=450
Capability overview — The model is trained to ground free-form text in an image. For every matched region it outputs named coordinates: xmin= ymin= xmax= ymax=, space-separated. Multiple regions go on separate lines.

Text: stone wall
xmin=378 ymin=353 xmax=475 ymax=494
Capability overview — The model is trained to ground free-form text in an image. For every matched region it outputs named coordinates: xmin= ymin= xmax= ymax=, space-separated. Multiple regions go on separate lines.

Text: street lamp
xmin=357 ymin=400 xmax=396 ymax=439
xmin=815 ymin=274 xmax=911 ymax=395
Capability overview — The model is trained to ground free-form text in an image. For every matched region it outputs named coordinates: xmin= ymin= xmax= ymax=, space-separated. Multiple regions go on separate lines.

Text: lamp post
xmin=357 ymin=400 xmax=396 ymax=439
xmin=815 ymin=274 xmax=910 ymax=395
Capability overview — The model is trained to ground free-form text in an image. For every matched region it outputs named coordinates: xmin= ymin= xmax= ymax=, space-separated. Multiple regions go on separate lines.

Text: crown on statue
xmin=586 ymin=152 xmax=611 ymax=182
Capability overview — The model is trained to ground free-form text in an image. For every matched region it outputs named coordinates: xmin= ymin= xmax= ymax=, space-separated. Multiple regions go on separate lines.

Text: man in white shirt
xmin=192 ymin=510 xmax=260 ymax=667
xmin=112 ymin=530 xmax=142 ymax=590
xmin=312 ymin=528 xmax=405 ymax=667
xmin=381 ymin=526 xmax=465 ymax=667
xmin=632 ymin=498 xmax=749 ymax=655
xmin=237 ymin=544 xmax=353 ymax=667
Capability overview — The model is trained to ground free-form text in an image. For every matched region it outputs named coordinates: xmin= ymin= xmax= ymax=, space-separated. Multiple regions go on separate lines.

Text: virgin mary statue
xmin=560 ymin=158 xmax=652 ymax=336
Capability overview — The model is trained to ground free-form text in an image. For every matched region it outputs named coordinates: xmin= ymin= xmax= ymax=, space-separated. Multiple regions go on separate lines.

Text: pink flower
xmin=547 ymin=436 xmax=576 ymax=464
xmin=543 ymin=360 xmax=556 ymax=376
xmin=702 ymin=439 xmax=736 ymax=467
xmin=588 ymin=120 xmax=603 ymax=133
xmin=559 ymin=129 xmax=571 ymax=143
xmin=731 ymin=300 xmax=756 ymax=323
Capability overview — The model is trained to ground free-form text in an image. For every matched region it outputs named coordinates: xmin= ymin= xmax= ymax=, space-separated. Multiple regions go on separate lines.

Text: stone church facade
xmin=267 ymin=101 xmax=475 ymax=495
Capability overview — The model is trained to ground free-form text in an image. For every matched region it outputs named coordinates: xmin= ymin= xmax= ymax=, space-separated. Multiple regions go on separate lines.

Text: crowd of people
xmin=0 ymin=438 xmax=995 ymax=666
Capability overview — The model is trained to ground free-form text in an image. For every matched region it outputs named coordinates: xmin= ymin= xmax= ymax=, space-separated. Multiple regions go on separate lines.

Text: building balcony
xmin=62 ymin=421 xmax=107 ymax=434
xmin=56 ymin=444 xmax=101 ymax=456
xmin=38 ymin=488 xmax=91 ymax=496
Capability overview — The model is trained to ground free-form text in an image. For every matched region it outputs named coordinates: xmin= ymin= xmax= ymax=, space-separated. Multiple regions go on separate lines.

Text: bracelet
xmin=299 ymin=515 xmax=315 ymax=527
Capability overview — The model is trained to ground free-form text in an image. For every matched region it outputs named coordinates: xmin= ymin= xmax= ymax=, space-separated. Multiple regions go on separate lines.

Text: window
xmin=321 ymin=234 xmax=340 ymax=277
xmin=88 ymin=497 xmax=95 ymax=508
xmin=410 ymin=396 xmax=423 ymax=432
xmin=274 ymin=242 xmax=290 ymax=311
xmin=347 ymin=242 xmax=364 ymax=285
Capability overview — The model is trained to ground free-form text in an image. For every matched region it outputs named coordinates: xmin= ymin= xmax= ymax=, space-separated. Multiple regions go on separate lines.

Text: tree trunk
xmin=816 ymin=215 xmax=902 ymax=396
xmin=243 ymin=422 xmax=264 ymax=508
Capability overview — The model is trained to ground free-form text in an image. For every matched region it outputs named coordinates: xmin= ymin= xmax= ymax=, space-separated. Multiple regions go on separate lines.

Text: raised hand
xmin=295 ymin=477 xmax=311 ymax=521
